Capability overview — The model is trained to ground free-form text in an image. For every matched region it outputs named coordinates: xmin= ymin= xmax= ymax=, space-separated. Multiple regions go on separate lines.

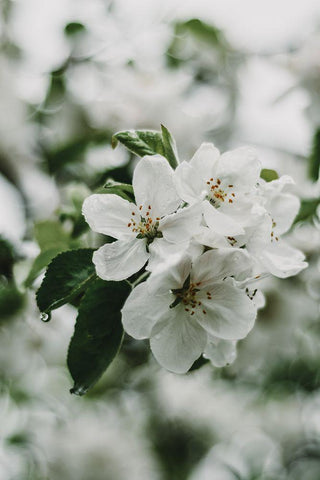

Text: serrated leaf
xmin=308 ymin=128 xmax=320 ymax=181
xmin=112 ymin=130 xmax=165 ymax=158
xmin=161 ymin=124 xmax=179 ymax=169
xmin=67 ymin=278 xmax=131 ymax=395
xmin=36 ymin=249 xmax=96 ymax=315
xmin=260 ymin=168 xmax=279 ymax=182
xmin=104 ymin=180 xmax=135 ymax=202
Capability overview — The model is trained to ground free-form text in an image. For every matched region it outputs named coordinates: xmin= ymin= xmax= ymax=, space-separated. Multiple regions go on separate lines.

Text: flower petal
xmin=150 ymin=307 xmax=207 ymax=373
xmin=147 ymin=253 xmax=192 ymax=295
xmin=122 ymin=283 xmax=170 ymax=339
xmin=269 ymin=193 xmax=300 ymax=235
xmin=203 ymin=200 xmax=245 ymax=236
xmin=93 ymin=238 xmax=149 ymax=281
xmin=191 ymin=248 xmax=253 ymax=285
xmin=204 ymin=337 xmax=237 ymax=367
xmin=174 ymin=143 xmax=220 ymax=204
xmin=82 ymin=193 xmax=137 ymax=239
xmin=147 ymin=238 xmax=202 ymax=272
xmin=196 ymin=280 xmax=257 ymax=340
xmin=218 ymin=146 xmax=261 ymax=188
xmin=258 ymin=241 xmax=308 ymax=278
xmin=133 ymin=155 xmax=180 ymax=217
xmin=159 ymin=203 xmax=202 ymax=243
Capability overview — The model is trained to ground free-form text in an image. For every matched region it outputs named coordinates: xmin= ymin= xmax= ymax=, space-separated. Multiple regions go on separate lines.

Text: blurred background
xmin=1 ymin=0 xmax=320 ymax=478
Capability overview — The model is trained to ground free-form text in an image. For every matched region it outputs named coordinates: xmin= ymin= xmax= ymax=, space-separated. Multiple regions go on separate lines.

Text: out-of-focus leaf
xmin=103 ymin=180 xmax=135 ymax=202
xmin=64 ymin=22 xmax=86 ymax=36
xmin=36 ymin=249 xmax=96 ymax=316
xmin=294 ymin=198 xmax=320 ymax=223
xmin=67 ymin=278 xmax=131 ymax=395
xmin=0 ymin=236 xmax=16 ymax=278
xmin=24 ymin=248 xmax=65 ymax=288
xmin=308 ymin=128 xmax=320 ymax=181
xmin=0 ymin=281 xmax=24 ymax=320
xmin=260 ymin=168 xmax=279 ymax=182
xmin=161 ymin=124 xmax=179 ymax=169
xmin=112 ymin=130 xmax=165 ymax=157
xmin=34 ymin=220 xmax=71 ymax=252
xmin=175 ymin=18 xmax=222 ymax=46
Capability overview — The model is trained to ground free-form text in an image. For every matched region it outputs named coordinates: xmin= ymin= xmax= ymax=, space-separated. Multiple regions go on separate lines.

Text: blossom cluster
xmin=83 ymin=143 xmax=307 ymax=373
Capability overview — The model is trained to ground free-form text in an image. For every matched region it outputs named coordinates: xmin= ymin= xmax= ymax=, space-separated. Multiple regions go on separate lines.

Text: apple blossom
xmin=82 ymin=155 xmax=201 ymax=280
xmin=122 ymin=249 xmax=257 ymax=374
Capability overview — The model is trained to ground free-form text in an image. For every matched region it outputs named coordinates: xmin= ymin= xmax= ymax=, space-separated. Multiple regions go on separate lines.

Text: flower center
xmin=205 ymin=178 xmax=236 ymax=207
xmin=170 ymin=276 xmax=210 ymax=316
xmin=127 ymin=205 xmax=162 ymax=244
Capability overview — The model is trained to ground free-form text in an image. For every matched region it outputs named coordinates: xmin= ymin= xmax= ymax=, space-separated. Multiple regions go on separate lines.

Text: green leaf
xmin=308 ymin=128 xmax=320 ymax=181
xmin=67 ymin=278 xmax=131 ymax=395
xmin=260 ymin=168 xmax=279 ymax=182
xmin=161 ymin=124 xmax=179 ymax=169
xmin=0 ymin=281 xmax=25 ymax=320
xmin=36 ymin=249 xmax=96 ymax=315
xmin=0 ymin=236 xmax=16 ymax=278
xmin=24 ymin=248 xmax=65 ymax=288
xmin=103 ymin=180 xmax=135 ymax=202
xmin=112 ymin=129 xmax=165 ymax=158
xmin=34 ymin=220 xmax=71 ymax=252
xmin=175 ymin=18 xmax=222 ymax=47
xmin=112 ymin=127 xmax=179 ymax=169
xmin=294 ymin=198 xmax=320 ymax=223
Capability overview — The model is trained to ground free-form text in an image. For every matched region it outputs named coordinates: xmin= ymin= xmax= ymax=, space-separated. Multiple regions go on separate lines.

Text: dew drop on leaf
xmin=40 ymin=312 xmax=51 ymax=322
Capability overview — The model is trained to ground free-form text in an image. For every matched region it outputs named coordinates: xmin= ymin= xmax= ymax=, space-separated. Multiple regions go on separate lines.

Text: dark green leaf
xmin=260 ymin=168 xmax=279 ymax=182
xmin=308 ymin=128 xmax=320 ymax=181
xmin=104 ymin=180 xmax=135 ymax=202
xmin=24 ymin=247 xmax=66 ymax=288
xmin=294 ymin=198 xmax=320 ymax=223
xmin=64 ymin=22 xmax=86 ymax=36
xmin=161 ymin=124 xmax=179 ymax=169
xmin=36 ymin=249 xmax=96 ymax=315
xmin=0 ymin=281 xmax=24 ymax=320
xmin=67 ymin=278 xmax=131 ymax=395
xmin=112 ymin=130 xmax=165 ymax=158
xmin=0 ymin=236 xmax=16 ymax=278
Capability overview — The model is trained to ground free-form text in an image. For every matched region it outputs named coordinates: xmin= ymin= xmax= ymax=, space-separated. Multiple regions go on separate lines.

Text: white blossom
xmin=83 ymin=155 xmax=200 ymax=280
xmin=122 ymin=249 xmax=257 ymax=373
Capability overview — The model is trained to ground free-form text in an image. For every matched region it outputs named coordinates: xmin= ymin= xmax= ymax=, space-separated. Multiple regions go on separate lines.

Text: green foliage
xmin=112 ymin=126 xmax=179 ymax=169
xmin=64 ymin=22 xmax=86 ymax=36
xmin=104 ymin=180 xmax=135 ymax=202
xmin=308 ymin=128 xmax=320 ymax=181
xmin=161 ymin=124 xmax=179 ymax=169
xmin=0 ymin=236 xmax=16 ymax=278
xmin=175 ymin=18 xmax=222 ymax=46
xmin=294 ymin=198 xmax=320 ymax=223
xmin=36 ymin=249 xmax=96 ymax=315
xmin=0 ymin=281 xmax=24 ymax=320
xmin=25 ymin=220 xmax=79 ymax=287
xmin=260 ymin=168 xmax=279 ymax=182
xmin=67 ymin=278 xmax=131 ymax=395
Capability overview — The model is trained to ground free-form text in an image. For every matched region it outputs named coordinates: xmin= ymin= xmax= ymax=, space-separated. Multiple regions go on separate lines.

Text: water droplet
xmin=40 ymin=312 xmax=51 ymax=322
xmin=70 ymin=384 xmax=88 ymax=396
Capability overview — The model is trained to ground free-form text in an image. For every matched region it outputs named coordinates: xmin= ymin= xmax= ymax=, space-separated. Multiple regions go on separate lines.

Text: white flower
xmin=203 ymin=336 xmax=237 ymax=368
xmin=122 ymin=249 xmax=257 ymax=374
xmin=174 ymin=143 xmax=261 ymax=236
xmin=247 ymin=176 xmax=308 ymax=278
xmin=83 ymin=155 xmax=201 ymax=280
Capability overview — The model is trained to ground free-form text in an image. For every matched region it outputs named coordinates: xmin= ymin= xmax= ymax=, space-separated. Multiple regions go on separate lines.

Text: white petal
xmin=159 ymin=204 xmax=202 ymax=243
xmin=191 ymin=248 xmax=253 ymax=285
xmin=195 ymin=281 xmax=257 ymax=340
xmin=150 ymin=306 xmax=207 ymax=373
xmin=174 ymin=143 xmax=220 ymax=204
xmin=121 ymin=282 xmax=170 ymax=339
xmin=203 ymin=200 xmax=245 ymax=236
xmin=268 ymin=193 xmax=300 ymax=235
xmin=204 ymin=337 xmax=237 ymax=367
xmin=93 ymin=238 xmax=149 ymax=281
xmin=194 ymin=226 xmax=230 ymax=248
xmin=258 ymin=241 xmax=307 ymax=278
xmin=82 ymin=194 xmax=137 ymax=239
xmin=133 ymin=155 xmax=180 ymax=217
xmin=147 ymin=238 xmax=202 ymax=272
xmin=218 ymin=146 xmax=261 ymax=188
xmin=147 ymin=253 xmax=192 ymax=295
